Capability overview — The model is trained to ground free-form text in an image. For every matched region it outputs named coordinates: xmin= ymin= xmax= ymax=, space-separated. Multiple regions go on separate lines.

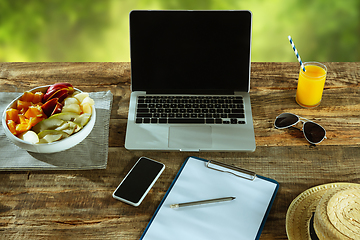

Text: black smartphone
xmin=112 ymin=157 xmax=165 ymax=206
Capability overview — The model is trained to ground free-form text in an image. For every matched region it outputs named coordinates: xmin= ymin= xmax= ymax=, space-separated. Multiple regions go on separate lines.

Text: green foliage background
xmin=0 ymin=0 xmax=359 ymax=62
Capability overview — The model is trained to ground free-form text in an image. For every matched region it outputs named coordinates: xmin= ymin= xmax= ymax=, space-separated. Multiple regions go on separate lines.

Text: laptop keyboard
xmin=135 ymin=95 xmax=246 ymax=124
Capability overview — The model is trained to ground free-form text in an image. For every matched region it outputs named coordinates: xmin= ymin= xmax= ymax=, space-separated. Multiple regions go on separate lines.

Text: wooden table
xmin=0 ymin=62 xmax=359 ymax=239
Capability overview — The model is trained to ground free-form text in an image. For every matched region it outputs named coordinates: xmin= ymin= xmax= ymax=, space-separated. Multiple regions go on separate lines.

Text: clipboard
xmin=140 ymin=156 xmax=279 ymax=240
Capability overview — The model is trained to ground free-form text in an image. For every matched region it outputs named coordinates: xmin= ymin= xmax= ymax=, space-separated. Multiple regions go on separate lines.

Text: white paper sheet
xmin=141 ymin=157 xmax=278 ymax=240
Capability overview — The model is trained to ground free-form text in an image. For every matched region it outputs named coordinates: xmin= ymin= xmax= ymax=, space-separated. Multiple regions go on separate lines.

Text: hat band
xmin=309 ymin=213 xmax=320 ymax=240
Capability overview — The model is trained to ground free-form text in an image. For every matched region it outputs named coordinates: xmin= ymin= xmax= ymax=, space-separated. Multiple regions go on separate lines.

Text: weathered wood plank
xmin=1 ymin=62 xmax=360 ymax=240
xmin=1 ymin=145 xmax=359 ymax=239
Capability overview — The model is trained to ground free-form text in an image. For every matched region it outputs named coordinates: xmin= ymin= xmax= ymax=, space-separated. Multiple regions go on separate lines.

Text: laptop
xmin=125 ymin=10 xmax=256 ymax=152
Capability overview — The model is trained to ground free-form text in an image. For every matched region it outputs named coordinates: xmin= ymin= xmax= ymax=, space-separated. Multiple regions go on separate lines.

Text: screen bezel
xmin=129 ymin=10 xmax=252 ymax=94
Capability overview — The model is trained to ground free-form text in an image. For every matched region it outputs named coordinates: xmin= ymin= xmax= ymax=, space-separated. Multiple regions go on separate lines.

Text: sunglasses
xmin=274 ymin=113 xmax=327 ymax=145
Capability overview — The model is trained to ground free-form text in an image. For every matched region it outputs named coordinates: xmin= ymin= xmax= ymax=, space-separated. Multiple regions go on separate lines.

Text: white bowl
xmin=2 ymin=86 xmax=96 ymax=153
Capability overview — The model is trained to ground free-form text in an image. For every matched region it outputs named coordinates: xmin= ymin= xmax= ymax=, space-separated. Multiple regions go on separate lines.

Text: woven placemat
xmin=0 ymin=91 xmax=113 ymax=170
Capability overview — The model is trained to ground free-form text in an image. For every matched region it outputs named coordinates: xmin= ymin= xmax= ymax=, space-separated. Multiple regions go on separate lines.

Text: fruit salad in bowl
xmin=2 ymin=83 xmax=96 ymax=153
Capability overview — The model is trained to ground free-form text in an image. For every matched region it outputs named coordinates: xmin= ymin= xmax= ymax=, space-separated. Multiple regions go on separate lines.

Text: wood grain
xmin=1 ymin=62 xmax=360 ymax=239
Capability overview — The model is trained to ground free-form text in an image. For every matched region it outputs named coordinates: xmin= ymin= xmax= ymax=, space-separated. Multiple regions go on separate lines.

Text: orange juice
xmin=296 ymin=62 xmax=327 ymax=108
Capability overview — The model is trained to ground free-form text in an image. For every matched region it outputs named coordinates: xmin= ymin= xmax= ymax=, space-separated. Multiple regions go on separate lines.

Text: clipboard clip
xmin=206 ymin=160 xmax=257 ymax=181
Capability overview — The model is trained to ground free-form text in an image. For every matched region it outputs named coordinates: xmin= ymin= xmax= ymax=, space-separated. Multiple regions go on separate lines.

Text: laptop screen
xmin=130 ymin=10 xmax=252 ymax=94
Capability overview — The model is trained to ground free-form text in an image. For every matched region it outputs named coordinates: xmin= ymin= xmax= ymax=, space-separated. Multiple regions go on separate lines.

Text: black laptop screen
xmin=130 ymin=10 xmax=252 ymax=94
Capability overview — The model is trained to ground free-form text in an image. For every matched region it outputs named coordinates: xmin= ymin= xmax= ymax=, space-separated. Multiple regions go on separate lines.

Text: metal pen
xmin=170 ymin=196 xmax=235 ymax=209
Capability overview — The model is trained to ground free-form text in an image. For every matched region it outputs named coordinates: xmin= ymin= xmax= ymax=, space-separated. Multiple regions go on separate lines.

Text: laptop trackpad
xmin=169 ymin=126 xmax=212 ymax=150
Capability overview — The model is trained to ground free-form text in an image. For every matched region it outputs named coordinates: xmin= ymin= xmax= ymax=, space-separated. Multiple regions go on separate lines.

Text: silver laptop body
xmin=125 ymin=10 xmax=256 ymax=152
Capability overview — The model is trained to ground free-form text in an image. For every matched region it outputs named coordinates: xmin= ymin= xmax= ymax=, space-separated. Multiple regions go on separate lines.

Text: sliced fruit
xmin=72 ymin=90 xmax=81 ymax=96
xmin=53 ymin=89 xmax=69 ymax=103
xmin=62 ymin=103 xmax=81 ymax=114
xmin=18 ymin=115 xmax=27 ymax=124
xmin=24 ymin=105 xmax=44 ymax=119
xmin=6 ymin=120 xmax=17 ymax=135
xmin=73 ymin=92 xmax=89 ymax=103
xmin=20 ymin=91 xmax=35 ymax=102
xmin=41 ymin=98 xmax=59 ymax=117
xmin=74 ymin=113 xmax=91 ymax=127
xmin=42 ymin=88 xmax=57 ymax=103
xmin=32 ymin=117 xmax=64 ymax=133
xmin=6 ymin=108 xmax=19 ymax=122
xmin=64 ymin=97 xmax=79 ymax=106
xmin=55 ymin=122 xmax=70 ymax=131
xmin=38 ymin=130 xmax=69 ymax=141
xmin=5 ymin=84 xmax=94 ymax=144
xmin=54 ymin=121 xmax=79 ymax=135
xmin=46 ymin=83 xmax=74 ymax=95
xmin=29 ymin=116 xmax=45 ymax=128
xmin=44 ymin=88 xmax=69 ymax=103
xmin=81 ymin=96 xmax=95 ymax=106
xmin=39 ymin=138 xmax=48 ymax=144
xmin=81 ymin=102 xmax=92 ymax=114
xmin=15 ymin=120 xmax=32 ymax=133
xmin=51 ymin=102 xmax=63 ymax=116
xmin=48 ymin=112 xmax=80 ymax=121
xmin=17 ymin=100 xmax=32 ymax=112
xmin=32 ymin=92 xmax=44 ymax=104
xmin=58 ymin=127 xmax=75 ymax=135
xmin=63 ymin=128 xmax=75 ymax=135
xmin=42 ymin=134 xmax=63 ymax=143
xmin=18 ymin=130 xmax=39 ymax=144
xmin=69 ymin=121 xmax=82 ymax=133
xmin=43 ymin=83 xmax=74 ymax=103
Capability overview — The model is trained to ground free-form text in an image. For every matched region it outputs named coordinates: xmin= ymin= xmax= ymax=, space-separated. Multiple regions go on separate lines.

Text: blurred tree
xmin=283 ymin=0 xmax=360 ymax=62
xmin=0 ymin=0 xmax=359 ymax=62
xmin=0 ymin=0 xmax=112 ymax=61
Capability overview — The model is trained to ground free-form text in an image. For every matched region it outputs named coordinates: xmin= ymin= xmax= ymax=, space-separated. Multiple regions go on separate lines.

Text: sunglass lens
xmin=275 ymin=113 xmax=299 ymax=128
xmin=303 ymin=122 xmax=326 ymax=144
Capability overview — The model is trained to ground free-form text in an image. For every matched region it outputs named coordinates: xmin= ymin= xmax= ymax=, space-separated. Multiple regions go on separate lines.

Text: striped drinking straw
xmin=288 ymin=35 xmax=306 ymax=72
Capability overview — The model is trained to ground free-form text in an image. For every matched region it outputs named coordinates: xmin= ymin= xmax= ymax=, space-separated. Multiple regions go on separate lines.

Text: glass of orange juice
xmin=296 ymin=62 xmax=327 ymax=108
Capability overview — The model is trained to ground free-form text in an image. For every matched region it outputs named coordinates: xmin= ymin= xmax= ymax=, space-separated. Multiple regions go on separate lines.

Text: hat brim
xmin=286 ymin=182 xmax=359 ymax=239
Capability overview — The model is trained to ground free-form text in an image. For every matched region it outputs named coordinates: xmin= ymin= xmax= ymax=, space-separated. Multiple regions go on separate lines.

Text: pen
xmin=170 ymin=196 xmax=235 ymax=209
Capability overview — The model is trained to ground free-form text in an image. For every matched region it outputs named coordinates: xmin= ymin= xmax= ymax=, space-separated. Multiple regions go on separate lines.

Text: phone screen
xmin=113 ymin=157 xmax=165 ymax=206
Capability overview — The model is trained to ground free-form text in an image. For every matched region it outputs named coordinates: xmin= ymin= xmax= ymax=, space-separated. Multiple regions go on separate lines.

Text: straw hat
xmin=286 ymin=182 xmax=360 ymax=240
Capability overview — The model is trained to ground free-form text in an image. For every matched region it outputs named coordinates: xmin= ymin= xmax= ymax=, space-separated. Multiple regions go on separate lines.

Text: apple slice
xmin=44 ymin=88 xmax=69 ymax=103
xmin=52 ymin=89 xmax=69 ymax=103
xmin=55 ymin=121 xmax=79 ymax=135
xmin=80 ymin=96 xmax=95 ymax=106
xmin=64 ymin=97 xmax=80 ymax=106
xmin=18 ymin=130 xmax=40 ymax=144
xmin=46 ymin=83 xmax=73 ymax=95
xmin=74 ymin=113 xmax=91 ymax=127
xmin=38 ymin=130 xmax=69 ymax=143
xmin=43 ymin=83 xmax=74 ymax=103
xmin=72 ymin=122 xmax=82 ymax=133
xmin=41 ymin=98 xmax=59 ymax=117
xmin=49 ymin=112 xmax=80 ymax=121
xmin=55 ymin=122 xmax=70 ymax=131
xmin=73 ymin=92 xmax=89 ymax=103
xmin=81 ymin=102 xmax=92 ymax=114
xmin=32 ymin=117 xmax=65 ymax=133
xmin=42 ymin=134 xmax=63 ymax=143
xmin=66 ymin=121 xmax=81 ymax=134
xmin=51 ymin=101 xmax=63 ymax=116
xmin=68 ymin=121 xmax=81 ymax=132
xmin=62 ymin=104 xmax=81 ymax=114
xmin=60 ymin=127 xmax=75 ymax=135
